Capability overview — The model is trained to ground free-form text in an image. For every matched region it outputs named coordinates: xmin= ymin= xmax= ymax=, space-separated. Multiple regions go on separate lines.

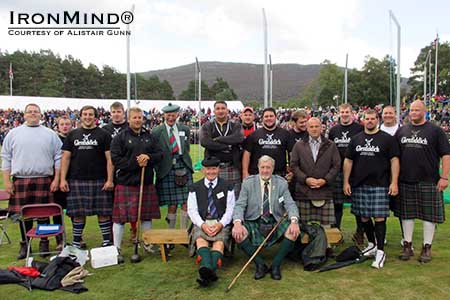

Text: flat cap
xmin=202 ymin=156 xmax=221 ymax=167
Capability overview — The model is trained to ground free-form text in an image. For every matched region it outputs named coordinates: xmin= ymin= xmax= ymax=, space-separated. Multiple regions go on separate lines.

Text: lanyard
xmin=214 ymin=120 xmax=230 ymax=136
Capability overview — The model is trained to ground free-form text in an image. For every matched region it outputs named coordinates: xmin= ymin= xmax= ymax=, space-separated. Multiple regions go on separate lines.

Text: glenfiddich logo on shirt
xmin=111 ymin=127 xmax=121 ymax=138
xmin=74 ymin=134 xmax=98 ymax=146
xmin=356 ymin=138 xmax=380 ymax=156
xmin=258 ymin=134 xmax=281 ymax=145
xmin=401 ymin=130 xmax=428 ymax=145
xmin=334 ymin=131 xmax=351 ymax=146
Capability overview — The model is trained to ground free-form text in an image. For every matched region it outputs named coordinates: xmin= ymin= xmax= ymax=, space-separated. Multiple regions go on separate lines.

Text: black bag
xmin=174 ymin=168 xmax=188 ymax=186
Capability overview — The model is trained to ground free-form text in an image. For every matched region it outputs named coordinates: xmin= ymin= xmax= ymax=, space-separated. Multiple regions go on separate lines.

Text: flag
xmin=8 ymin=63 xmax=13 ymax=80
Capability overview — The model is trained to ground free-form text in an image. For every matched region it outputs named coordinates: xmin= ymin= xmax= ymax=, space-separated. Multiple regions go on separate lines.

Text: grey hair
xmin=258 ymin=155 xmax=275 ymax=168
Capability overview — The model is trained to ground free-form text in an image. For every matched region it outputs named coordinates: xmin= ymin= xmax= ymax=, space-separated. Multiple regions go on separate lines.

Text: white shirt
xmin=308 ymin=136 xmax=322 ymax=162
xmin=380 ymin=123 xmax=400 ymax=136
xmin=187 ymin=177 xmax=236 ymax=228
xmin=164 ymin=122 xmax=183 ymax=155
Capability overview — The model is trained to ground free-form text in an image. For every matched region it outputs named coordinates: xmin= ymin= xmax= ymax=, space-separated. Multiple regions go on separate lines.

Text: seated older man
xmin=232 ymin=155 xmax=300 ymax=281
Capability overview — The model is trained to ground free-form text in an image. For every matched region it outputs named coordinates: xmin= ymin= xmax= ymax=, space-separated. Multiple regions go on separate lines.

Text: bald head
xmin=409 ymin=100 xmax=426 ymax=125
xmin=307 ymin=117 xmax=322 ymax=138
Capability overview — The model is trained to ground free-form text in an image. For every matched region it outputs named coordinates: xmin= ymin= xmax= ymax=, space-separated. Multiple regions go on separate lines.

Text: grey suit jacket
xmin=233 ymin=174 xmax=299 ymax=222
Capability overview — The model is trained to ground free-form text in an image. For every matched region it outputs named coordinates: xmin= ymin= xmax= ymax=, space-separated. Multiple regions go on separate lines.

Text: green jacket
xmin=152 ymin=123 xmax=194 ymax=179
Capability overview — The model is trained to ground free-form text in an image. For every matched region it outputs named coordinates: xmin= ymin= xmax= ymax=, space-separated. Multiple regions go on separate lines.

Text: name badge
xmin=216 ymin=192 xmax=225 ymax=199
xmin=179 ymin=131 xmax=185 ymax=137
xmin=278 ymin=196 xmax=284 ymax=203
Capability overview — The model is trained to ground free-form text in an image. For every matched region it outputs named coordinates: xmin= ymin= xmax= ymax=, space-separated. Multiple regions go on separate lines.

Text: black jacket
xmin=111 ymin=127 xmax=163 ymax=186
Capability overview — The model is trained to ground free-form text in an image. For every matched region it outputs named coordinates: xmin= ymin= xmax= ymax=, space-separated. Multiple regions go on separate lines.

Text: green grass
xmin=1 ymin=145 xmax=450 ymax=299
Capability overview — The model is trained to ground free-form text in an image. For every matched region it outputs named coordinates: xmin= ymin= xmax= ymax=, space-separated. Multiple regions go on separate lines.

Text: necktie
xmin=207 ymin=181 xmax=217 ymax=219
xmin=262 ymin=181 xmax=270 ymax=222
xmin=169 ymin=127 xmax=179 ymax=154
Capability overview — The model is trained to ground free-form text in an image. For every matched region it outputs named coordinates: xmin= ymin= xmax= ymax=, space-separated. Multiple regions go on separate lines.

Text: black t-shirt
xmin=289 ymin=129 xmax=308 ymax=144
xmin=346 ymin=130 xmax=400 ymax=187
xmin=62 ymin=127 xmax=112 ymax=180
xmin=329 ymin=122 xmax=364 ymax=165
xmin=244 ymin=126 xmax=292 ymax=174
xmin=102 ymin=122 xmax=128 ymax=141
xmin=396 ymin=122 xmax=450 ymax=183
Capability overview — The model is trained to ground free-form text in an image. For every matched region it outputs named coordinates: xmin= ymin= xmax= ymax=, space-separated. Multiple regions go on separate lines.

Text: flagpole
xmin=344 ymin=53 xmax=348 ymax=104
xmin=262 ymin=8 xmax=268 ymax=108
xmin=126 ymin=4 xmax=135 ymax=112
xmin=9 ymin=63 xmax=12 ymax=96
xmin=389 ymin=10 xmax=401 ymax=123
xmin=434 ymin=32 xmax=438 ymax=96
xmin=269 ymin=54 xmax=273 ymax=107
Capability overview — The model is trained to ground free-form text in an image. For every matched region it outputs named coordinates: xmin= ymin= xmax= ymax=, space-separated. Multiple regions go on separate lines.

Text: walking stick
xmin=225 ymin=213 xmax=287 ymax=292
xmin=130 ymin=167 xmax=145 ymax=263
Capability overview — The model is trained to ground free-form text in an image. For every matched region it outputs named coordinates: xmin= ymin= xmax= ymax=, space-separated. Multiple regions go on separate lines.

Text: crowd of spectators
xmin=1 ymin=97 xmax=449 ymax=145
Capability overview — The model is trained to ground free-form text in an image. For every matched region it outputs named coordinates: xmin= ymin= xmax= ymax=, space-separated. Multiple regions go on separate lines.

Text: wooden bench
xmin=142 ymin=229 xmax=189 ymax=263
xmin=143 ymin=227 xmax=343 ymax=263
xmin=301 ymin=227 xmax=343 ymax=244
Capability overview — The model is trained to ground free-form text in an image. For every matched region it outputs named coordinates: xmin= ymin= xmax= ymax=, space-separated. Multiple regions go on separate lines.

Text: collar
xmin=259 ymin=176 xmax=271 ymax=186
xmin=242 ymin=123 xmax=255 ymax=130
xmin=204 ymin=177 xmax=218 ymax=188
xmin=309 ymin=136 xmax=322 ymax=144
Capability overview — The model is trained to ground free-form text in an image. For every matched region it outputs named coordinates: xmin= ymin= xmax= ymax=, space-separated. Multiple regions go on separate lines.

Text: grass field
xmin=1 ymin=145 xmax=450 ymax=299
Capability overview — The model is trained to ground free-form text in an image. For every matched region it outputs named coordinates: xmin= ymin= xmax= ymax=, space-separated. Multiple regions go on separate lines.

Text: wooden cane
xmin=225 ymin=213 xmax=288 ymax=293
xmin=131 ymin=167 xmax=146 ymax=261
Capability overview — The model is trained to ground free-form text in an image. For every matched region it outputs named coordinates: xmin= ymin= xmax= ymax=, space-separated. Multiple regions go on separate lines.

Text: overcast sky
xmin=0 ymin=0 xmax=448 ymax=77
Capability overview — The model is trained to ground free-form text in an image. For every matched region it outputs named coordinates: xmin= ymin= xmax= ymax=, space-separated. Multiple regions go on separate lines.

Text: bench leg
xmin=160 ymin=244 xmax=167 ymax=263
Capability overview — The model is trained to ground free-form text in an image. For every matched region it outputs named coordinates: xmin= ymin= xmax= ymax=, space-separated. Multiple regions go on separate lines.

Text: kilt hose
xmin=243 ymin=216 xmax=290 ymax=248
xmin=66 ymin=179 xmax=113 ymax=217
xmin=399 ymin=182 xmax=445 ymax=223
xmin=156 ymin=159 xmax=192 ymax=207
xmin=297 ymin=200 xmax=336 ymax=225
xmin=9 ymin=177 xmax=54 ymax=213
xmin=112 ymin=184 xmax=160 ymax=223
xmin=219 ymin=165 xmax=241 ymax=198
xmin=333 ymin=172 xmax=351 ymax=205
xmin=351 ymin=185 xmax=390 ymax=218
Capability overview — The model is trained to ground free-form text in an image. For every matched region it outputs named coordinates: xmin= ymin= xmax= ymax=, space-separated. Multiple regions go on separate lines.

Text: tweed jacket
xmin=233 ymin=174 xmax=299 ymax=222
xmin=152 ymin=123 xmax=193 ymax=179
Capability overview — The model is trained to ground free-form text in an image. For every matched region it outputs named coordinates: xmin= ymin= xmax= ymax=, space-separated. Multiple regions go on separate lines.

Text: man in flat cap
xmin=233 ymin=155 xmax=300 ymax=281
xmin=200 ymin=100 xmax=244 ymax=197
xmin=187 ymin=156 xmax=235 ymax=287
xmin=153 ymin=103 xmax=194 ymax=232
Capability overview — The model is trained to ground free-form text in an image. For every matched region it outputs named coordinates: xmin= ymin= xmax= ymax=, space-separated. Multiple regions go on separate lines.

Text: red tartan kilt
xmin=112 ymin=184 xmax=160 ymax=223
xmin=9 ymin=177 xmax=54 ymax=213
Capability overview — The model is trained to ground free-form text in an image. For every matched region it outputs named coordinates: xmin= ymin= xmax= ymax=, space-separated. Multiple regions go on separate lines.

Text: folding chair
xmin=0 ymin=190 xmax=11 ymax=245
xmin=20 ymin=203 xmax=65 ymax=264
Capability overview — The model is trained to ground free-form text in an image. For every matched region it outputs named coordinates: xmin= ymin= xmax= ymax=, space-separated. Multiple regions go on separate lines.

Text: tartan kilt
xmin=156 ymin=160 xmax=192 ymax=206
xmin=389 ymin=195 xmax=401 ymax=217
xmin=243 ymin=216 xmax=290 ymax=248
xmin=67 ymin=179 xmax=113 ymax=217
xmin=112 ymin=184 xmax=160 ymax=223
xmin=399 ymin=182 xmax=445 ymax=223
xmin=297 ymin=200 xmax=335 ymax=225
xmin=190 ymin=224 xmax=231 ymax=245
xmin=219 ymin=165 xmax=241 ymax=198
xmin=333 ymin=172 xmax=351 ymax=204
xmin=351 ymin=185 xmax=390 ymax=218
xmin=9 ymin=177 xmax=54 ymax=213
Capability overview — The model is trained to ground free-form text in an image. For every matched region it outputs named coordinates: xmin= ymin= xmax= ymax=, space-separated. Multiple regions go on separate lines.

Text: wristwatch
xmin=290 ymin=217 xmax=299 ymax=224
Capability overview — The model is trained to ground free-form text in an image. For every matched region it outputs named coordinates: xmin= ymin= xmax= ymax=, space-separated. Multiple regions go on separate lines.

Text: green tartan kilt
xmin=244 ymin=216 xmax=290 ymax=248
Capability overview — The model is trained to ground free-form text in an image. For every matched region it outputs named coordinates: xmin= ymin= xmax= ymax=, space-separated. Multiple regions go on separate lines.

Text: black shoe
xmin=196 ymin=277 xmax=210 ymax=287
xmin=17 ymin=241 xmax=28 ymax=260
xmin=270 ymin=265 xmax=282 ymax=280
xmin=80 ymin=240 xmax=87 ymax=250
xmin=117 ymin=249 xmax=125 ymax=264
xmin=254 ymin=263 xmax=269 ymax=280
xmin=199 ymin=266 xmax=217 ymax=283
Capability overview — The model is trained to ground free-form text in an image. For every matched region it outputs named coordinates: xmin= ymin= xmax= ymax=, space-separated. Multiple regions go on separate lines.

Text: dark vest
xmin=190 ymin=178 xmax=231 ymax=220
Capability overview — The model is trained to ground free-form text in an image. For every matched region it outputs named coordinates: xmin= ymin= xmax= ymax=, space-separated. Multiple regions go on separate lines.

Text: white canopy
xmin=0 ymin=96 xmax=244 ymax=112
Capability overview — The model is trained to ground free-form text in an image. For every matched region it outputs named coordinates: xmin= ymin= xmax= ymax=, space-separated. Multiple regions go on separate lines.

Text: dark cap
xmin=202 ymin=156 xmax=220 ymax=167
xmin=162 ymin=103 xmax=180 ymax=113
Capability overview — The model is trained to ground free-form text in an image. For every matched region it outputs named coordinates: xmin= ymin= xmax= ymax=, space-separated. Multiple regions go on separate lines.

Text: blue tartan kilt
xmin=399 ymin=182 xmax=445 ymax=223
xmin=333 ymin=172 xmax=351 ymax=204
xmin=243 ymin=216 xmax=290 ymax=248
xmin=67 ymin=179 xmax=113 ymax=217
xmin=156 ymin=160 xmax=193 ymax=207
xmin=351 ymin=185 xmax=390 ymax=218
